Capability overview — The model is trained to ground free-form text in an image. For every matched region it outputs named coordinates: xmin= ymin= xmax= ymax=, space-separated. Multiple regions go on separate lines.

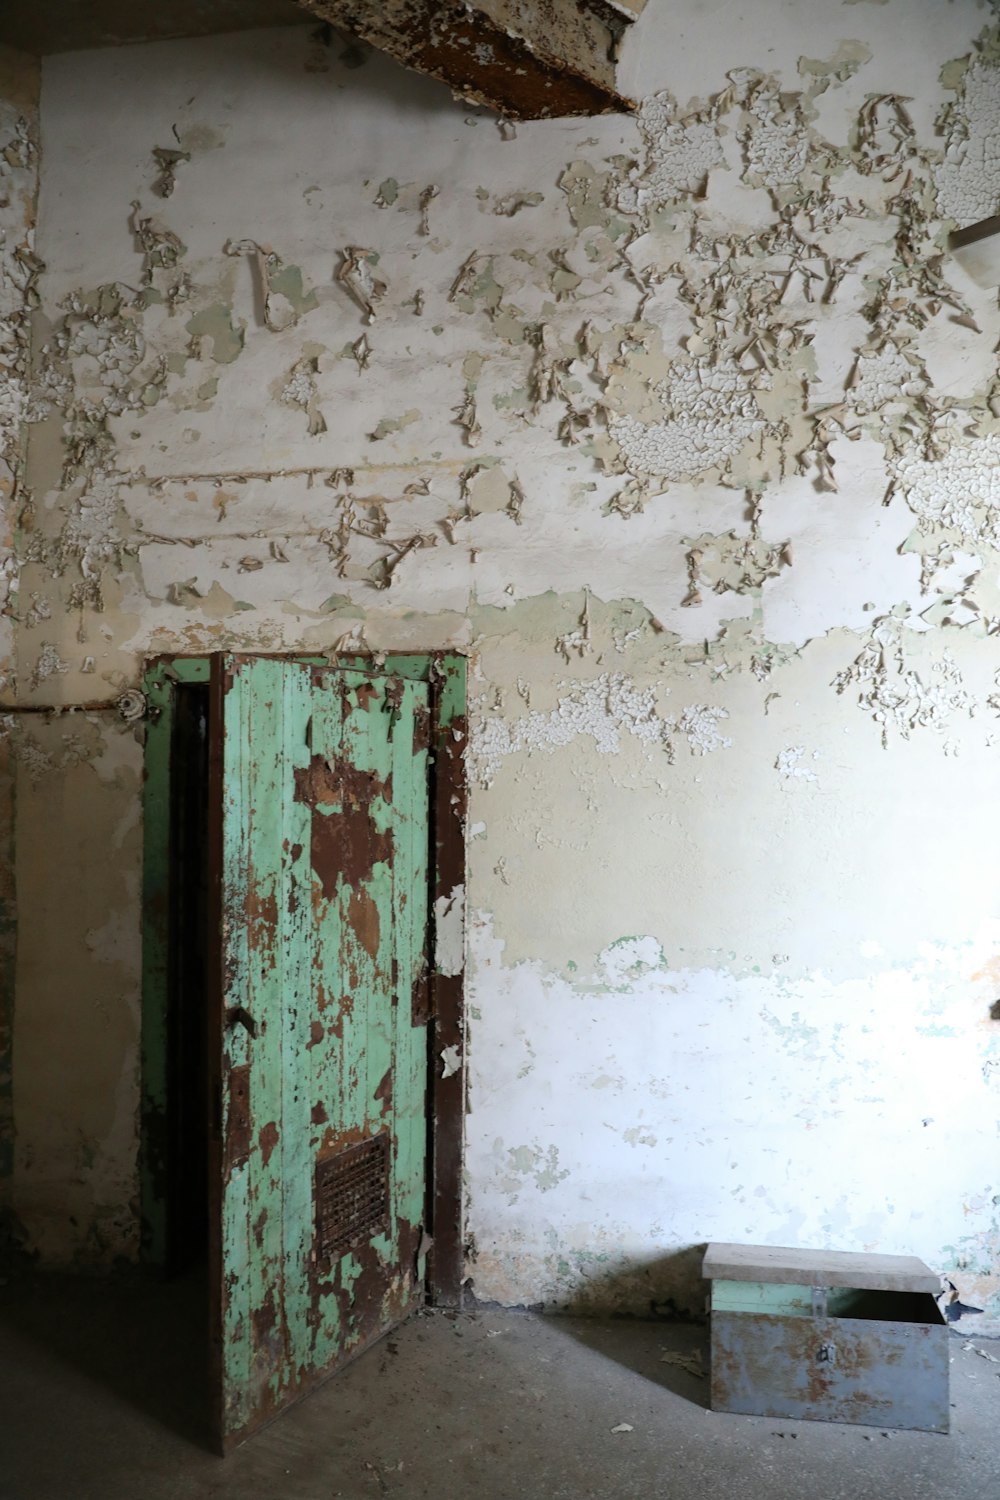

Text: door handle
xmin=226 ymin=1004 xmax=258 ymax=1037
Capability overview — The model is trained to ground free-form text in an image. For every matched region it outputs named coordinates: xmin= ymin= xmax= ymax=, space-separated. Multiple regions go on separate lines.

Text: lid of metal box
xmin=702 ymin=1241 xmax=940 ymax=1294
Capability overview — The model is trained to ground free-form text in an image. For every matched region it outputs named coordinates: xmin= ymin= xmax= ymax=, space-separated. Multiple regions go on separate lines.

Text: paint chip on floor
xmin=660 ymin=1350 xmax=705 ymax=1377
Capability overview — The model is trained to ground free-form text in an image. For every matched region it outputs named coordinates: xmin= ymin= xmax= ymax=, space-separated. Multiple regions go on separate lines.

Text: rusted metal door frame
xmin=140 ymin=650 xmax=467 ymax=1313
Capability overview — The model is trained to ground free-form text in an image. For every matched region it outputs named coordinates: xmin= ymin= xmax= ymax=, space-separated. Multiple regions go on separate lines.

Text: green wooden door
xmin=208 ymin=655 xmax=431 ymax=1450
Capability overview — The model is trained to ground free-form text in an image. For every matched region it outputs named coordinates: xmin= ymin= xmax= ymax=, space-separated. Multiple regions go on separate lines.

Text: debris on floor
xmin=963 ymin=1341 xmax=1000 ymax=1364
xmin=660 ymin=1350 xmax=705 ymax=1378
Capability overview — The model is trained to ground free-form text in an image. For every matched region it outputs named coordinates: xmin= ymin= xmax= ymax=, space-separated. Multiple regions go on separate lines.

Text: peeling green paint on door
xmin=211 ymin=656 xmax=431 ymax=1449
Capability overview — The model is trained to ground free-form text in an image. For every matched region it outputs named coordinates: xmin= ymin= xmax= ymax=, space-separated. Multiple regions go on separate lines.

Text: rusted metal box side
xmin=709 ymin=1293 xmax=949 ymax=1434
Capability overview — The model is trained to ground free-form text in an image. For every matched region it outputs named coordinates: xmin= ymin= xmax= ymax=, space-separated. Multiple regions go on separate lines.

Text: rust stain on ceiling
xmin=3 ymin=0 xmax=643 ymax=119
xmin=300 ymin=0 xmax=641 ymax=118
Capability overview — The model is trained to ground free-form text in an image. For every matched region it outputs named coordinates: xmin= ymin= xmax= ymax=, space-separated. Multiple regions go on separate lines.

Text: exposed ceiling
xmin=300 ymin=0 xmax=637 ymax=118
xmin=0 ymin=0 xmax=642 ymax=118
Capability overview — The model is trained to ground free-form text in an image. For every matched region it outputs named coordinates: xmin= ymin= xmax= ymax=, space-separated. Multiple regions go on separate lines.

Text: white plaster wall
xmin=10 ymin=4 xmax=1000 ymax=1324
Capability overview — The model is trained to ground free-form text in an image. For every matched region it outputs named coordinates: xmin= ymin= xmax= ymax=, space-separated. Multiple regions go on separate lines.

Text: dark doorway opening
xmin=165 ymin=681 xmax=211 ymax=1277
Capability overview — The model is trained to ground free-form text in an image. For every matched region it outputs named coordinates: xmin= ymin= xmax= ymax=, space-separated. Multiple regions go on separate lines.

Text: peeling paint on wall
xmin=775 ymin=744 xmax=820 ymax=785
xmin=936 ymin=30 xmax=1000 ymax=225
xmin=0 ymin=55 xmax=38 ymax=670
xmin=7 ymin=9 xmax=1000 ymax=1323
xmin=832 ymin=611 xmax=976 ymax=749
xmin=224 ymin=238 xmax=319 ymax=332
xmin=470 ymin=673 xmax=675 ymax=788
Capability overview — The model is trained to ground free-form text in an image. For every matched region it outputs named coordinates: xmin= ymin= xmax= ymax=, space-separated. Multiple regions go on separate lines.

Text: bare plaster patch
xmin=434 ymin=884 xmax=465 ymax=977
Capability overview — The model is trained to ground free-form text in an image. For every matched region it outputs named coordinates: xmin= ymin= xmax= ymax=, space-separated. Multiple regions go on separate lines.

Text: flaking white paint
xmin=3 ymin=5 xmax=1000 ymax=1331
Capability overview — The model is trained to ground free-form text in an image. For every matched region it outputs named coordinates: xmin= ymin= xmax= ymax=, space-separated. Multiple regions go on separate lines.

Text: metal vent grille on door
xmin=315 ymin=1135 xmax=390 ymax=1259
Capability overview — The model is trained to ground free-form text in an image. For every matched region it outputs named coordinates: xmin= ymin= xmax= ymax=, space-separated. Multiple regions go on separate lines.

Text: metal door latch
xmin=226 ymin=1004 xmax=258 ymax=1037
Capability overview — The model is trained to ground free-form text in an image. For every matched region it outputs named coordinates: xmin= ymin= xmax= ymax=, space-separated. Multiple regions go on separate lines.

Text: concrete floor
xmin=1 ymin=1272 xmax=998 ymax=1500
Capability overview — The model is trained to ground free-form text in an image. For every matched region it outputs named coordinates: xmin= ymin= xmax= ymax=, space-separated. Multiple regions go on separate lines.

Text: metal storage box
xmin=703 ymin=1242 xmax=949 ymax=1433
